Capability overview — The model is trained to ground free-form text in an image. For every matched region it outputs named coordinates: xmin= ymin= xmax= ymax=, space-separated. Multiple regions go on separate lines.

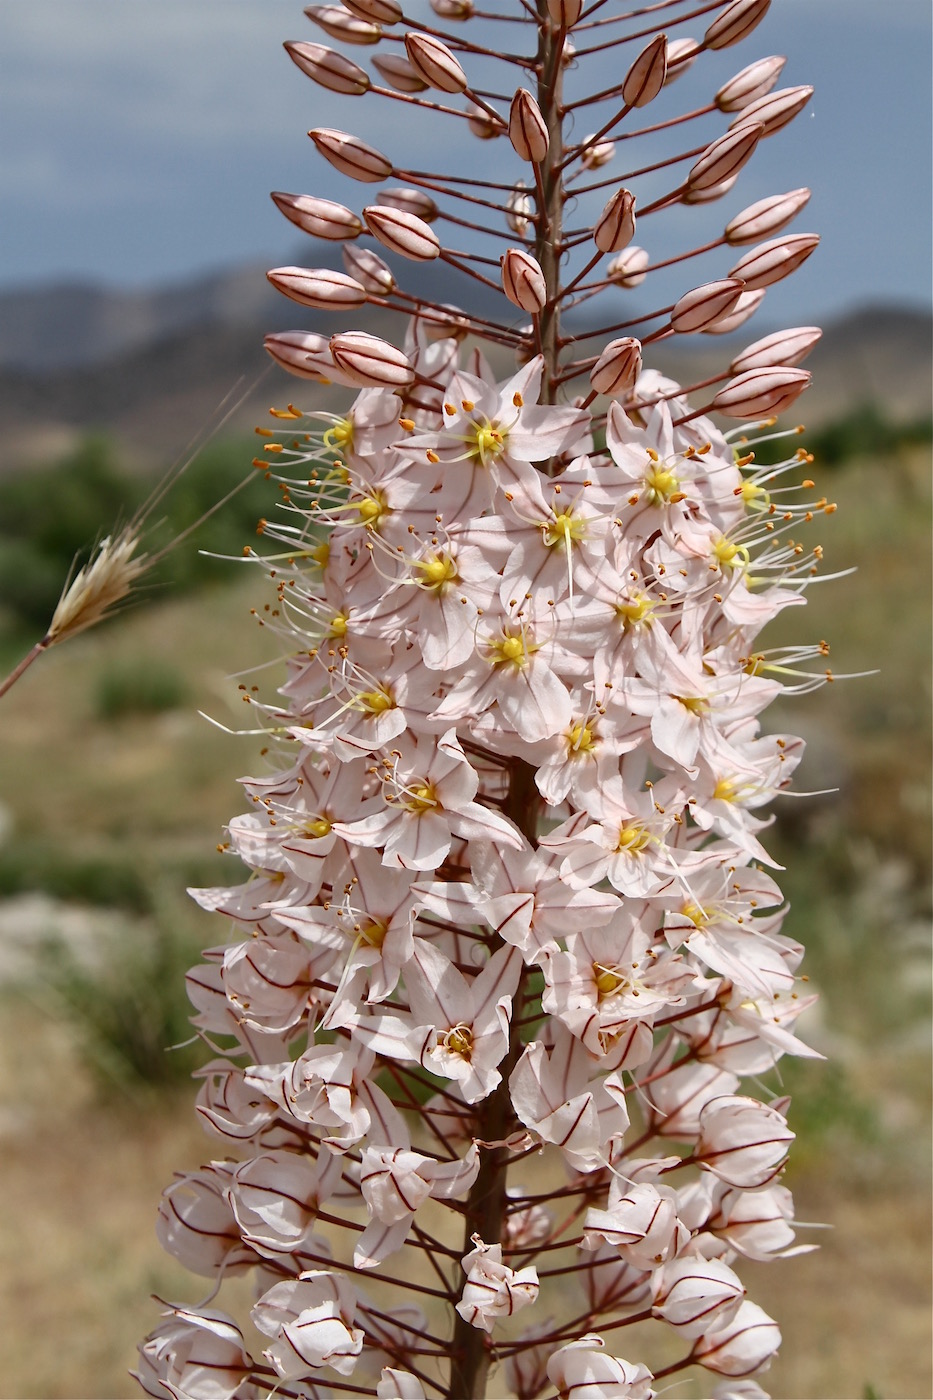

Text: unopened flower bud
xmin=364 ymin=205 xmax=441 ymax=261
xmin=695 ymin=1095 xmax=796 ymax=1183
xmin=271 ymin=192 xmax=362 ymax=241
xmin=285 ymin=41 xmax=370 ymax=94
xmin=704 ymin=0 xmax=772 ymax=51
xmin=651 ymin=1256 xmax=745 ymax=1338
xmin=590 ymin=337 xmax=642 ymax=397
xmin=467 ymin=102 xmax=501 ymax=140
xmin=684 ymin=173 xmax=739 ymax=204
xmin=687 ymin=123 xmax=762 ymax=192
xmin=309 ymin=128 xmax=393 ymax=182
xmin=703 ymin=287 xmax=765 ymax=335
xmin=376 ymin=187 xmax=438 ymax=221
xmin=729 ymin=326 xmax=821 ymax=374
xmin=264 ymin=331 xmax=347 ymax=383
xmin=342 ymin=0 xmax=401 ymax=22
xmin=622 ymin=33 xmax=668 ymax=108
xmin=509 ymin=88 xmax=549 ymax=163
xmin=724 ymin=187 xmax=811 ymax=244
xmin=671 ymin=278 xmax=745 ymax=332
xmin=267 ymin=265 xmax=368 ymax=309
xmin=716 ymin=55 xmax=786 ymax=111
xmin=691 ymin=1301 xmax=782 ymax=1376
xmin=547 ymin=1337 xmax=654 ymax=1399
xmin=608 ymin=245 xmax=649 ymax=288
xmin=728 ymin=233 xmax=819 ymax=290
xmin=713 ymin=366 xmax=810 ymax=417
xmin=580 ymin=134 xmax=616 ymax=169
xmin=343 ymin=243 xmax=396 ymax=294
xmin=330 ymin=331 xmax=415 ymax=387
xmin=664 ymin=36 xmax=700 ymax=83
xmin=730 ymin=85 xmax=813 ymax=138
xmin=377 ymin=1370 xmax=426 ymax=1399
xmin=501 ymin=249 xmax=547 ymax=312
xmin=506 ymin=181 xmax=533 ymax=237
xmin=372 ymin=53 xmax=429 ymax=92
xmin=547 ymin=0 xmax=584 ymax=26
xmin=304 ymin=5 xmax=382 ymax=44
xmin=594 ymin=188 xmax=636 ymax=253
xmin=404 ymin=32 xmax=468 ymax=93
xmin=430 ymin=0 xmax=473 ymax=17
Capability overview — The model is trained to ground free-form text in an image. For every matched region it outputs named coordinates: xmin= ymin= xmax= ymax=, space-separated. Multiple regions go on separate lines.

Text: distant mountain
xmin=0 ymin=249 xmax=929 ymax=474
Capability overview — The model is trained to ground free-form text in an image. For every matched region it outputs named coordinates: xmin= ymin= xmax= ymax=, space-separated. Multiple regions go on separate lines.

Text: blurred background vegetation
xmin=0 ymin=415 xmax=929 ymax=1398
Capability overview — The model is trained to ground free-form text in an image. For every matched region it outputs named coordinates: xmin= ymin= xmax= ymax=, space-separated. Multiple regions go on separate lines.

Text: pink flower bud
xmin=364 ymin=205 xmax=441 ymax=261
xmin=724 ymin=187 xmax=811 ymax=244
xmin=267 ymin=266 xmax=368 ymax=310
xmin=730 ymin=85 xmax=814 ymax=138
xmin=704 ymin=0 xmax=772 ymax=51
xmin=404 ymin=32 xmax=468 ymax=93
xmin=580 ymin=134 xmax=616 ymax=169
xmin=342 ymin=0 xmax=402 ymax=22
xmin=664 ymin=36 xmax=700 ymax=84
xmin=330 ymin=330 xmax=416 ymax=387
xmin=271 ymin=192 xmax=363 ymax=241
xmin=506 ymin=182 xmax=533 ymax=236
xmin=702 ymin=287 xmax=765 ymax=334
xmin=728 ymin=233 xmax=819 ymax=290
xmin=430 ymin=0 xmax=474 ymax=17
xmin=671 ymin=278 xmax=745 ymax=333
xmin=622 ymin=33 xmax=668 ymax=108
xmin=264 ymin=330 xmax=351 ymax=384
xmin=501 ymin=248 xmax=547 ymax=312
xmin=691 ymin=1301 xmax=782 ymax=1376
xmin=608 ymin=245 xmax=649 ymax=288
xmin=309 ymin=128 xmax=393 ymax=183
xmin=372 ymin=53 xmax=429 ymax=92
xmin=651 ymin=1256 xmax=745 ymax=1338
xmin=729 ymin=326 xmax=821 ymax=374
xmin=716 ymin=55 xmax=786 ymax=111
xmin=695 ymin=1095 xmax=796 ymax=1184
xmin=305 ymin=5 xmax=382 ymax=44
xmin=683 ymin=173 xmax=739 ymax=204
xmin=467 ymin=102 xmax=502 ymax=140
xmin=547 ymin=1337 xmax=655 ymax=1399
xmin=547 ymin=0 xmax=584 ymax=26
xmin=590 ymin=337 xmax=642 ymax=397
xmin=284 ymin=41 xmax=370 ymax=94
xmin=594 ymin=188 xmax=637 ymax=253
xmin=376 ymin=186 xmax=438 ymax=221
xmin=712 ymin=365 xmax=810 ymax=416
xmin=343 ymin=243 xmax=396 ymax=294
xmin=509 ymin=88 xmax=549 ymax=163
xmin=687 ymin=123 xmax=762 ymax=192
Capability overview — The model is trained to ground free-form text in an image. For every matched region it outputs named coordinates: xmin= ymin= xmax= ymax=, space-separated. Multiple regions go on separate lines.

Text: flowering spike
xmin=144 ymin=7 xmax=830 ymax=1396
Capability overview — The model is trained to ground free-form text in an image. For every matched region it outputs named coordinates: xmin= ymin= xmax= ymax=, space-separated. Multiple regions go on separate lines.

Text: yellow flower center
xmin=488 ymin=630 xmax=533 ymax=669
xmin=323 ymin=417 xmax=354 ymax=453
xmin=567 ymin=722 xmax=597 ymax=755
xmin=676 ymin=694 xmax=708 ymax=715
xmin=681 ymin=902 xmax=708 ymax=928
xmin=356 ymin=491 xmax=388 ymax=528
xmin=711 ymin=535 xmax=749 ymax=571
xmin=414 ymin=552 xmax=459 ymax=592
xmin=739 ymin=479 xmax=770 ymax=510
xmin=310 ymin=540 xmax=330 ymax=569
xmin=616 ymin=823 xmax=651 ymax=855
xmin=615 ymin=594 xmax=653 ymax=628
xmin=469 ymin=420 xmax=506 ymax=465
xmin=643 ymin=463 xmax=680 ymax=505
xmin=358 ymin=918 xmax=387 ymax=949
xmin=712 ymin=777 xmax=738 ymax=803
xmin=329 ymin=613 xmax=348 ymax=638
xmin=404 ymin=782 xmax=437 ymax=814
xmin=544 ymin=509 xmax=586 ymax=552
xmin=593 ymin=962 xmax=626 ymax=997
xmin=441 ymin=1023 xmax=474 ymax=1057
xmin=357 ymin=688 xmax=394 ymax=715
xmin=302 ymin=817 xmax=332 ymax=839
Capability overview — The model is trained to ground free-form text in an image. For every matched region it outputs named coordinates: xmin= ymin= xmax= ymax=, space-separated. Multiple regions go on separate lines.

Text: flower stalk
xmin=139 ymin=3 xmax=829 ymax=1397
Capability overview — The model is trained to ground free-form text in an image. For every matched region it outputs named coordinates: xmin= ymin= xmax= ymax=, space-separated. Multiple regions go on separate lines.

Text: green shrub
xmin=94 ymin=658 xmax=188 ymax=718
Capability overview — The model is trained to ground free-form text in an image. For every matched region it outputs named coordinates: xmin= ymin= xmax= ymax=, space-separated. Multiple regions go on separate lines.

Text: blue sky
xmin=1 ymin=0 xmax=930 ymax=324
